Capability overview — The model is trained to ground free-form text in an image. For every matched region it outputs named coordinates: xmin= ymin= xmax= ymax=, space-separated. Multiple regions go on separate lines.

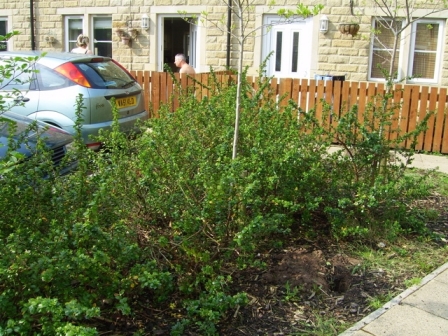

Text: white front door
xmin=262 ymin=16 xmax=314 ymax=78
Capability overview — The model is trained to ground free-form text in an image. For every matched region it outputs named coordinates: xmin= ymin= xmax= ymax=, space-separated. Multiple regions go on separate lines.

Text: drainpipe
xmin=226 ymin=1 xmax=231 ymax=68
xmin=30 ymin=0 xmax=36 ymax=50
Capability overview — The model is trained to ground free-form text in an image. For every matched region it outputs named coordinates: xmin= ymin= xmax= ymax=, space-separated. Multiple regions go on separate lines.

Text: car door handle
xmin=14 ymin=96 xmax=30 ymax=102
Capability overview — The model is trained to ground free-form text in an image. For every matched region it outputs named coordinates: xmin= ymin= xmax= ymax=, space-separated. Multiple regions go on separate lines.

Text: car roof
xmin=0 ymin=51 xmax=112 ymax=68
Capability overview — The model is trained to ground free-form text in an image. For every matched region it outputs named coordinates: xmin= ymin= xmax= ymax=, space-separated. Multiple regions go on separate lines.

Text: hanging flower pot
xmin=339 ymin=23 xmax=360 ymax=36
xmin=115 ymin=29 xmax=124 ymax=37
xmin=112 ymin=21 xmax=127 ymax=37
xmin=121 ymin=36 xmax=131 ymax=46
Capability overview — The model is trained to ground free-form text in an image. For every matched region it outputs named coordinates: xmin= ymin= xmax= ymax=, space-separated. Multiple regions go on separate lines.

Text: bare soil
xmin=218 ymin=194 xmax=448 ymax=336
xmin=218 ymin=245 xmax=396 ymax=335
xmin=97 ymin=194 xmax=448 ymax=335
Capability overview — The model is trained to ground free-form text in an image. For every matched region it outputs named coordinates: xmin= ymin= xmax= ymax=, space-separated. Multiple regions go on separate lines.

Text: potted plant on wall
xmin=112 ymin=21 xmax=132 ymax=46
xmin=112 ymin=21 xmax=127 ymax=38
xmin=339 ymin=22 xmax=360 ymax=36
xmin=120 ymin=34 xmax=131 ymax=46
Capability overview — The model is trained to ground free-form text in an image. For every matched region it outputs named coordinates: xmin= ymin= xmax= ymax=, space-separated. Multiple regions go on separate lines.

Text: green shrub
xmin=0 ymin=58 xmax=436 ymax=334
xmin=0 ymin=97 xmax=173 ymax=334
xmin=315 ymin=89 xmax=433 ymax=239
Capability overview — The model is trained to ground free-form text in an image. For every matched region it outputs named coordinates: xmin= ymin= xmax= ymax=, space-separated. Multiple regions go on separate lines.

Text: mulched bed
xmin=94 ymin=194 xmax=448 ymax=335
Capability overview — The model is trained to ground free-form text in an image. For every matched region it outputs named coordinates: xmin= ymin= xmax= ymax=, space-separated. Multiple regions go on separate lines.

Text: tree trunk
xmin=232 ymin=0 xmax=244 ymax=160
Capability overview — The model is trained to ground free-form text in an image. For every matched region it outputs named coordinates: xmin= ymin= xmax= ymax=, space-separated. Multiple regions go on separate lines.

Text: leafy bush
xmin=0 ymin=96 xmax=173 ymax=334
xmin=314 ymin=86 xmax=433 ymax=239
xmin=0 ymin=51 xmax=436 ymax=334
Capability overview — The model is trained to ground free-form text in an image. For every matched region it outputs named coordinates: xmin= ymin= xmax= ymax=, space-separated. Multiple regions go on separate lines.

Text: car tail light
xmin=55 ymin=62 xmax=91 ymax=88
xmin=87 ymin=142 xmax=102 ymax=151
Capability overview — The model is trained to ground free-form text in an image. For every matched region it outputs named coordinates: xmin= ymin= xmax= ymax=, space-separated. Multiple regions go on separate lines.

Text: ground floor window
xmin=0 ymin=18 xmax=8 ymax=51
xmin=408 ymin=20 xmax=443 ymax=83
xmin=92 ymin=16 xmax=112 ymax=57
xmin=65 ymin=16 xmax=83 ymax=52
xmin=369 ymin=18 xmax=444 ymax=84
xmin=64 ymin=15 xmax=112 ymax=57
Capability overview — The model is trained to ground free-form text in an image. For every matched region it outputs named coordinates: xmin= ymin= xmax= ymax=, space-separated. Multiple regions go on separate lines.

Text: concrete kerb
xmin=328 ymin=145 xmax=448 ymax=175
xmin=339 ymin=261 xmax=448 ymax=335
xmin=327 ymin=146 xmax=448 ymax=335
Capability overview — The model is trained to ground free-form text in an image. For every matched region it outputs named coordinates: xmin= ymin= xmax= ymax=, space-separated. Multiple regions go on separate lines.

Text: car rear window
xmin=73 ymin=60 xmax=135 ymax=89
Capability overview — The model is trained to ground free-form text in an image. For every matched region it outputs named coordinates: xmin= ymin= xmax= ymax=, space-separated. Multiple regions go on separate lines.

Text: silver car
xmin=0 ymin=51 xmax=148 ymax=150
xmin=0 ymin=111 xmax=78 ymax=176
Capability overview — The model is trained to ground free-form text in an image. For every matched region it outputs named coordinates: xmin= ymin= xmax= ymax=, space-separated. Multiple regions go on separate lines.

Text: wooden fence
xmin=130 ymin=70 xmax=448 ymax=154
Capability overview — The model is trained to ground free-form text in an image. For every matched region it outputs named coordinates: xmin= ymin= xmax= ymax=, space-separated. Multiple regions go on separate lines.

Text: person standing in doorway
xmin=174 ymin=54 xmax=196 ymax=75
xmin=71 ymin=34 xmax=93 ymax=54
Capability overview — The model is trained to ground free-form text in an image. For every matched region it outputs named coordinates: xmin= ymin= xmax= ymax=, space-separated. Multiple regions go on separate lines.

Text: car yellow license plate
xmin=116 ymin=96 xmax=137 ymax=109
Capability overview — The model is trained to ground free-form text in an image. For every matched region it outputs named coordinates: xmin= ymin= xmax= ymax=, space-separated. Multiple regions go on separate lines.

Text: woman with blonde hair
xmin=71 ymin=34 xmax=93 ymax=54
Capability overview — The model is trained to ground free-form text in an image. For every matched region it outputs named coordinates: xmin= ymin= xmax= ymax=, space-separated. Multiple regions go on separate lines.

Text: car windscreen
xmin=73 ymin=60 xmax=135 ymax=89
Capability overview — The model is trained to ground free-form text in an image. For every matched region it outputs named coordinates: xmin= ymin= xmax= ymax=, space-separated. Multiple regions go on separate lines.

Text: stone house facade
xmin=1 ymin=0 xmax=448 ymax=86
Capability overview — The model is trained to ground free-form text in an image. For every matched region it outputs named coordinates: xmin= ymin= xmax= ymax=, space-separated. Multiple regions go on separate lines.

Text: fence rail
xmin=130 ymin=70 xmax=448 ymax=154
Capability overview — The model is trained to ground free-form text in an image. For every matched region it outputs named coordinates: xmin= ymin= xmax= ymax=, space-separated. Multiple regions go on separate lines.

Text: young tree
xmin=181 ymin=2 xmax=323 ymax=159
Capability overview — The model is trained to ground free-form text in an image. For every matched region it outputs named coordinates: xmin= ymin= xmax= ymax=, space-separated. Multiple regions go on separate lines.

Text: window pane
xmin=370 ymin=19 xmax=401 ymax=78
xmin=291 ymin=32 xmax=299 ymax=73
xmin=68 ymin=18 xmax=83 ymax=51
xmin=372 ymin=20 xmax=400 ymax=49
xmin=412 ymin=52 xmax=436 ymax=78
xmin=93 ymin=17 xmax=112 ymax=57
xmin=371 ymin=50 xmax=400 ymax=78
xmin=415 ymin=23 xmax=439 ymax=51
xmin=411 ymin=23 xmax=439 ymax=79
xmin=275 ymin=31 xmax=282 ymax=72
xmin=74 ymin=59 xmax=133 ymax=89
xmin=0 ymin=20 xmax=7 ymax=51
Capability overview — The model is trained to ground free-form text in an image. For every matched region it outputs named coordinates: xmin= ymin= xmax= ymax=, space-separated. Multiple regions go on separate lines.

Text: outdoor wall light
xmin=320 ymin=15 xmax=329 ymax=33
xmin=141 ymin=14 xmax=149 ymax=30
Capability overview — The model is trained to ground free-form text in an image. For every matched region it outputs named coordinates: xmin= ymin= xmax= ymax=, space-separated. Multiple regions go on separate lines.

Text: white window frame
xmin=368 ymin=17 xmax=444 ymax=84
xmin=368 ymin=18 xmax=406 ymax=82
xmin=0 ymin=16 xmax=10 ymax=51
xmin=407 ymin=19 xmax=444 ymax=84
xmin=64 ymin=16 xmax=83 ymax=52
xmin=58 ymin=7 xmax=116 ymax=55
xmin=90 ymin=15 xmax=112 ymax=57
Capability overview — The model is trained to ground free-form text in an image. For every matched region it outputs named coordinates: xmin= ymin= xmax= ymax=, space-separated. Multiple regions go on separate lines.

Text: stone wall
xmin=1 ymin=0 xmax=448 ymax=84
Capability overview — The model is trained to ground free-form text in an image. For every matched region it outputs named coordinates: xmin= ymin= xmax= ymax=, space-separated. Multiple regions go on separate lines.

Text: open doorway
xmin=159 ymin=17 xmax=198 ymax=72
